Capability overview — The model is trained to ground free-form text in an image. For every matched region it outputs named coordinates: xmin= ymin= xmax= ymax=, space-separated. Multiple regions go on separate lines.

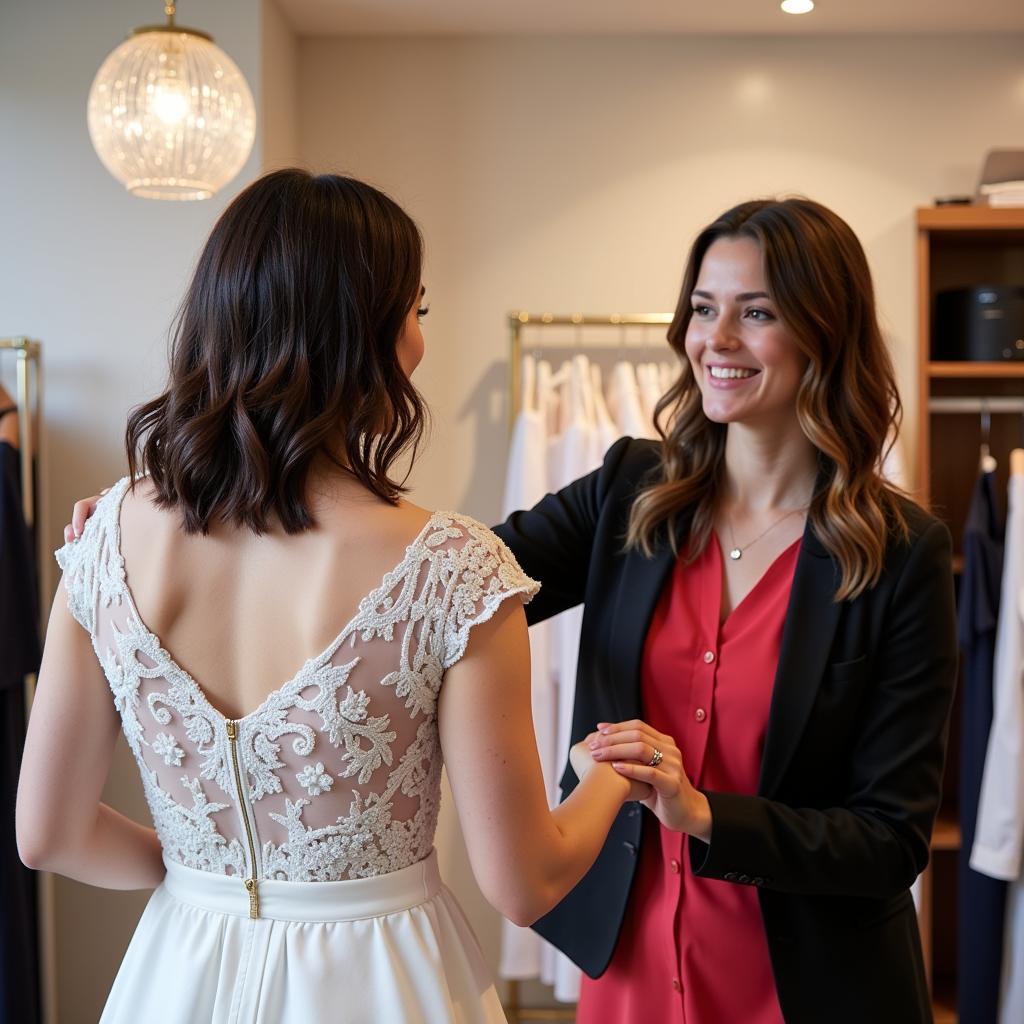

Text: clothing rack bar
xmin=507 ymin=311 xmax=673 ymax=428
xmin=1 ymin=337 xmax=41 ymax=527
xmin=928 ymin=396 xmax=1024 ymax=414
xmin=510 ymin=312 xmax=673 ymax=327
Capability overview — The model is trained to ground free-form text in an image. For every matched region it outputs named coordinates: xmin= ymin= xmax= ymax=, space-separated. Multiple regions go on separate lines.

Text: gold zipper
xmin=225 ymin=719 xmax=260 ymax=919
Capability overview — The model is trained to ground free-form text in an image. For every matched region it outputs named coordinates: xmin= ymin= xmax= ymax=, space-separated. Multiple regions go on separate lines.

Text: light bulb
xmin=152 ymin=80 xmax=189 ymax=124
xmin=781 ymin=0 xmax=815 ymax=13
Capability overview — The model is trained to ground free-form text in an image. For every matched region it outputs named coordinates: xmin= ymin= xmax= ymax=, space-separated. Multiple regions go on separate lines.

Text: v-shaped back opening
xmin=108 ymin=480 xmax=444 ymax=723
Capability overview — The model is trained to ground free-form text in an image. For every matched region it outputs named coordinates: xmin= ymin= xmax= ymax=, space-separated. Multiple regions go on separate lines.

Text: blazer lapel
xmin=757 ymin=523 xmax=843 ymax=798
xmin=606 ymin=540 xmax=677 ymax=723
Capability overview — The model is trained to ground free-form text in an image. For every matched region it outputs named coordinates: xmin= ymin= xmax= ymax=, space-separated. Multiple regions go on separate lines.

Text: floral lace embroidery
xmin=56 ymin=479 xmax=539 ymax=883
xmin=296 ymin=762 xmax=333 ymax=798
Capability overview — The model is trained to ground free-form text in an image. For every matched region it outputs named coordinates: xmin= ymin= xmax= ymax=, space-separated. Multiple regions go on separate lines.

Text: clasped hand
xmin=573 ymin=720 xmax=712 ymax=842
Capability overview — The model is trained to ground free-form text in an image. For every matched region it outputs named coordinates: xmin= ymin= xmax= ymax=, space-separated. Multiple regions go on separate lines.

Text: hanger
xmin=520 ymin=352 xmax=536 ymax=414
xmin=980 ymin=402 xmax=997 ymax=473
xmin=1011 ymin=409 xmax=1023 ymax=476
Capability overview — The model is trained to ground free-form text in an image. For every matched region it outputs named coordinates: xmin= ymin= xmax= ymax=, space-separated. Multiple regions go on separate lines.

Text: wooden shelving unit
xmin=915 ymin=203 xmax=1024 ymax=1023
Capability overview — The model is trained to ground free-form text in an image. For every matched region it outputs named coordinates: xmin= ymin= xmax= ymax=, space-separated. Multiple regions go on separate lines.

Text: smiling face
xmin=683 ymin=235 xmax=809 ymax=430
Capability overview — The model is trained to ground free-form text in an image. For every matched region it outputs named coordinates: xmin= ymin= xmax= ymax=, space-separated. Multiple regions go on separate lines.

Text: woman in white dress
xmin=15 ymin=170 xmax=642 ymax=1023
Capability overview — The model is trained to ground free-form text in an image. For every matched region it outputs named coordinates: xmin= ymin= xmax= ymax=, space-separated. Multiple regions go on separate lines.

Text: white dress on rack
xmin=589 ymin=363 xmax=621 ymax=463
xmin=499 ymin=356 xmax=558 ymax=981
xmin=636 ymin=362 xmax=663 ymax=430
xmin=607 ymin=361 xmax=654 ymax=439
xmin=55 ymin=479 xmax=540 ymax=1024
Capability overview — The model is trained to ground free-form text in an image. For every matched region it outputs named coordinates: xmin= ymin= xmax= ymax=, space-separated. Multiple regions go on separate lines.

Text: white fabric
xmin=498 ymin=357 xmax=556 ymax=981
xmin=971 ymin=472 xmax=1024 ymax=881
xmin=607 ymin=361 xmax=654 ymax=439
xmin=590 ymin=363 xmax=621 ymax=461
xmin=56 ymin=480 xmax=539 ymax=1022
xmin=659 ymin=361 xmax=675 ymax=395
xmin=881 ymin=431 xmax=909 ymax=491
xmin=636 ymin=362 xmax=663 ymax=431
xmin=100 ymin=849 xmax=506 ymax=1023
xmin=969 ymin=472 xmax=1024 ymax=1024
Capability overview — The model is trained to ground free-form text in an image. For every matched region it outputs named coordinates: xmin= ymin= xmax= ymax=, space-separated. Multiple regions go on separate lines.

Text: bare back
xmin=119 ymin=477 xmax=435 ymax=721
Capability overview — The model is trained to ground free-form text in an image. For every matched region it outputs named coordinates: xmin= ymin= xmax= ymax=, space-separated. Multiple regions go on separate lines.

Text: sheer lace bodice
xmin=56 ymin=478 xmax=538 ymax=887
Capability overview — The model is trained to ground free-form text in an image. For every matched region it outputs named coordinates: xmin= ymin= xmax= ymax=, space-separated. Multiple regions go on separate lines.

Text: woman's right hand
xmin=64 ymin=489 xmax=107 ymax=542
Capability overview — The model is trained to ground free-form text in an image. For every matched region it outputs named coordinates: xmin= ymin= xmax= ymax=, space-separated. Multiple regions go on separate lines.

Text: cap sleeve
xmin=53 ymin=478 xmax=130 ymax=634
xmin=436 ymin=514 xmax=540 ymax=670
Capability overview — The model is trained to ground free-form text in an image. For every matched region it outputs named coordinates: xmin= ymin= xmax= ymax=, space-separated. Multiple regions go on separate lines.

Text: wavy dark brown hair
xmin=126 ymin=169 xmax=427 ymax=534
xmin=626 ymin=198 xmax=910 ymax=601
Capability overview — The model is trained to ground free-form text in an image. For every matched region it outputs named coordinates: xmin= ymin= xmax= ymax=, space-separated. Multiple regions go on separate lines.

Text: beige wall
xmin=295 ymin=30 xmax=1024 ymax=989
xmin=0 ymin=2 xmax=262 ymax=1020
xmin=262 ymin=0 xmax=301 ymax=170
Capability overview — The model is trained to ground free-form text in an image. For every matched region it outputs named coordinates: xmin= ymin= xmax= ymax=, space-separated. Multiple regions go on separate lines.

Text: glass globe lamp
xmin=87 ymin=2 xmax=255 ymax=200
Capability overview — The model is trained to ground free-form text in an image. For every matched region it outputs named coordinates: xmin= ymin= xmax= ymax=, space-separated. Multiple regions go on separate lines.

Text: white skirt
xmin=100 ymin=850 xmax=507 ymax=1023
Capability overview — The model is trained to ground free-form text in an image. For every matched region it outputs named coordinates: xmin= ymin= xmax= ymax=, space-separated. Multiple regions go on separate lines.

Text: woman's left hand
xmin=588 ymin=719 xmax=713 ymax=842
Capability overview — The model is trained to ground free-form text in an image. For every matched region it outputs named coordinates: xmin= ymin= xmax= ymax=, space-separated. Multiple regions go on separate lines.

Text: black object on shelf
xmin=933 ymin=285 xmax=1024 ymax=361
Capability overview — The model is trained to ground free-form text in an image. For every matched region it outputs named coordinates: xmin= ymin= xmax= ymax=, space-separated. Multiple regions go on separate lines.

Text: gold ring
xmin=648 ymin=748 xmax=663 ymax=768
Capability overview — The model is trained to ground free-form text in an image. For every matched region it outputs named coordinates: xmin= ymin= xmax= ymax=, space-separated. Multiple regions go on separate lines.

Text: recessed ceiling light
xmin=781 ymin=0 xmax=815 ymax=13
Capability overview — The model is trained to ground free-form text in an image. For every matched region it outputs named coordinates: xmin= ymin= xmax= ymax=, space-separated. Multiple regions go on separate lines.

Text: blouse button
xmin=672 ymin=978 xmax=682 ymax=993
xmin=695 ymin=708 xmax=707 ymax=723
xmin=670 ymin=858 xmax=681 ymax=874
xmin=703 ymin=650 xmax=715 ymax=664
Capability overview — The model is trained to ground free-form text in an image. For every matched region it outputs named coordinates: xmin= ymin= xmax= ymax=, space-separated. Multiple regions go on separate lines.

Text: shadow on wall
xmin=454 ymin=358 xmax=512 ymax=524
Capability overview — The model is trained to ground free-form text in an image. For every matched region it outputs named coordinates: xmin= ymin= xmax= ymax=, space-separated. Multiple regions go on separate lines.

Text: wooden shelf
xmin=932 ymin=971 xmax=957 ymax=1024
xmin=931 ymin=812 xmax=962 ymax=852
xmin=928 ymin=361 xmax=1024 ymax=378
xmin=933 ymin=994 xmax=957 ymax=1024
xmin=917 ymin=205 xmax=1024 ymax=232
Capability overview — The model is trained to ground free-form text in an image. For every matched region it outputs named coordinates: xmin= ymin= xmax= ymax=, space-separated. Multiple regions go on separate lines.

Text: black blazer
xmin=493 ymin=437 xmax=957 ymax=1024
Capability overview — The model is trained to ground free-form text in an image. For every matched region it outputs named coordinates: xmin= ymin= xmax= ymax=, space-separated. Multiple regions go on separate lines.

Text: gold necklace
xmin=725 ymin=506 xmax=807 ymax=561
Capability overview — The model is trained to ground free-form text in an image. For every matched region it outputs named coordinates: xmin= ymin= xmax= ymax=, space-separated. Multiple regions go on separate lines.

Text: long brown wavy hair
xmin=126 ymin=169 xmax=427 ymax=535
xmin=626 ymin=198 xmax=909 ymax=601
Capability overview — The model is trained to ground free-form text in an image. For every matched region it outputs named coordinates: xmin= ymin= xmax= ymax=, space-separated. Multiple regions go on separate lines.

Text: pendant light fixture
xmin=87 ymin=2 xmax=256 ymax=201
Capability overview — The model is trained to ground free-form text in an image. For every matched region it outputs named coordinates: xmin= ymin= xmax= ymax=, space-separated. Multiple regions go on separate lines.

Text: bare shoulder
xmin=316 ymin=493 xmax=435 ymax=549
xmin=117 ymin=478 xmax=178 ymax=550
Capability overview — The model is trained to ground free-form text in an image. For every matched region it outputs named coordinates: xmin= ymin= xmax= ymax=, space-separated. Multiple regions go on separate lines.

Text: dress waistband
xmin=162 ymin=849 xmax=441 ymax=923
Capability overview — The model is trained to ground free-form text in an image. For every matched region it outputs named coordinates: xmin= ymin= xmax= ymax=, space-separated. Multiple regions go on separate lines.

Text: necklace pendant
xmin=729 ymin=547 xmax=743 ymax=561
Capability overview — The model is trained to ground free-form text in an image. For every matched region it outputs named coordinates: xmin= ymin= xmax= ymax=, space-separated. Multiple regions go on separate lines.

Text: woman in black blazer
xmin=493 ymin=199 xmax=957 ymax=1023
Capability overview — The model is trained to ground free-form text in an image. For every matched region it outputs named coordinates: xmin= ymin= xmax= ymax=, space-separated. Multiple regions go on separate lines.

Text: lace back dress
xmin=55 ymin=478 xmax=538 ymax=1023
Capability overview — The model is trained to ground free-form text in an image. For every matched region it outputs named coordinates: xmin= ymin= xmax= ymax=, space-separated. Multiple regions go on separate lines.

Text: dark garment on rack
xmin=0 ymin=440 xmax=41 ymax=1024
xmin=957 ymin=470 xmax=1007 ymax=1024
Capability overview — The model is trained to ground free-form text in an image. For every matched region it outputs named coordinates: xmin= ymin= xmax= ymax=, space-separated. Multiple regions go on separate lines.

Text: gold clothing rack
xmin=503 ymin=313 xmax=672 ymax=1022
xmin=0 ymin=336 xmax=42 ymax=530
xmin=507 ymin=311 xmax=673 ymax=425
